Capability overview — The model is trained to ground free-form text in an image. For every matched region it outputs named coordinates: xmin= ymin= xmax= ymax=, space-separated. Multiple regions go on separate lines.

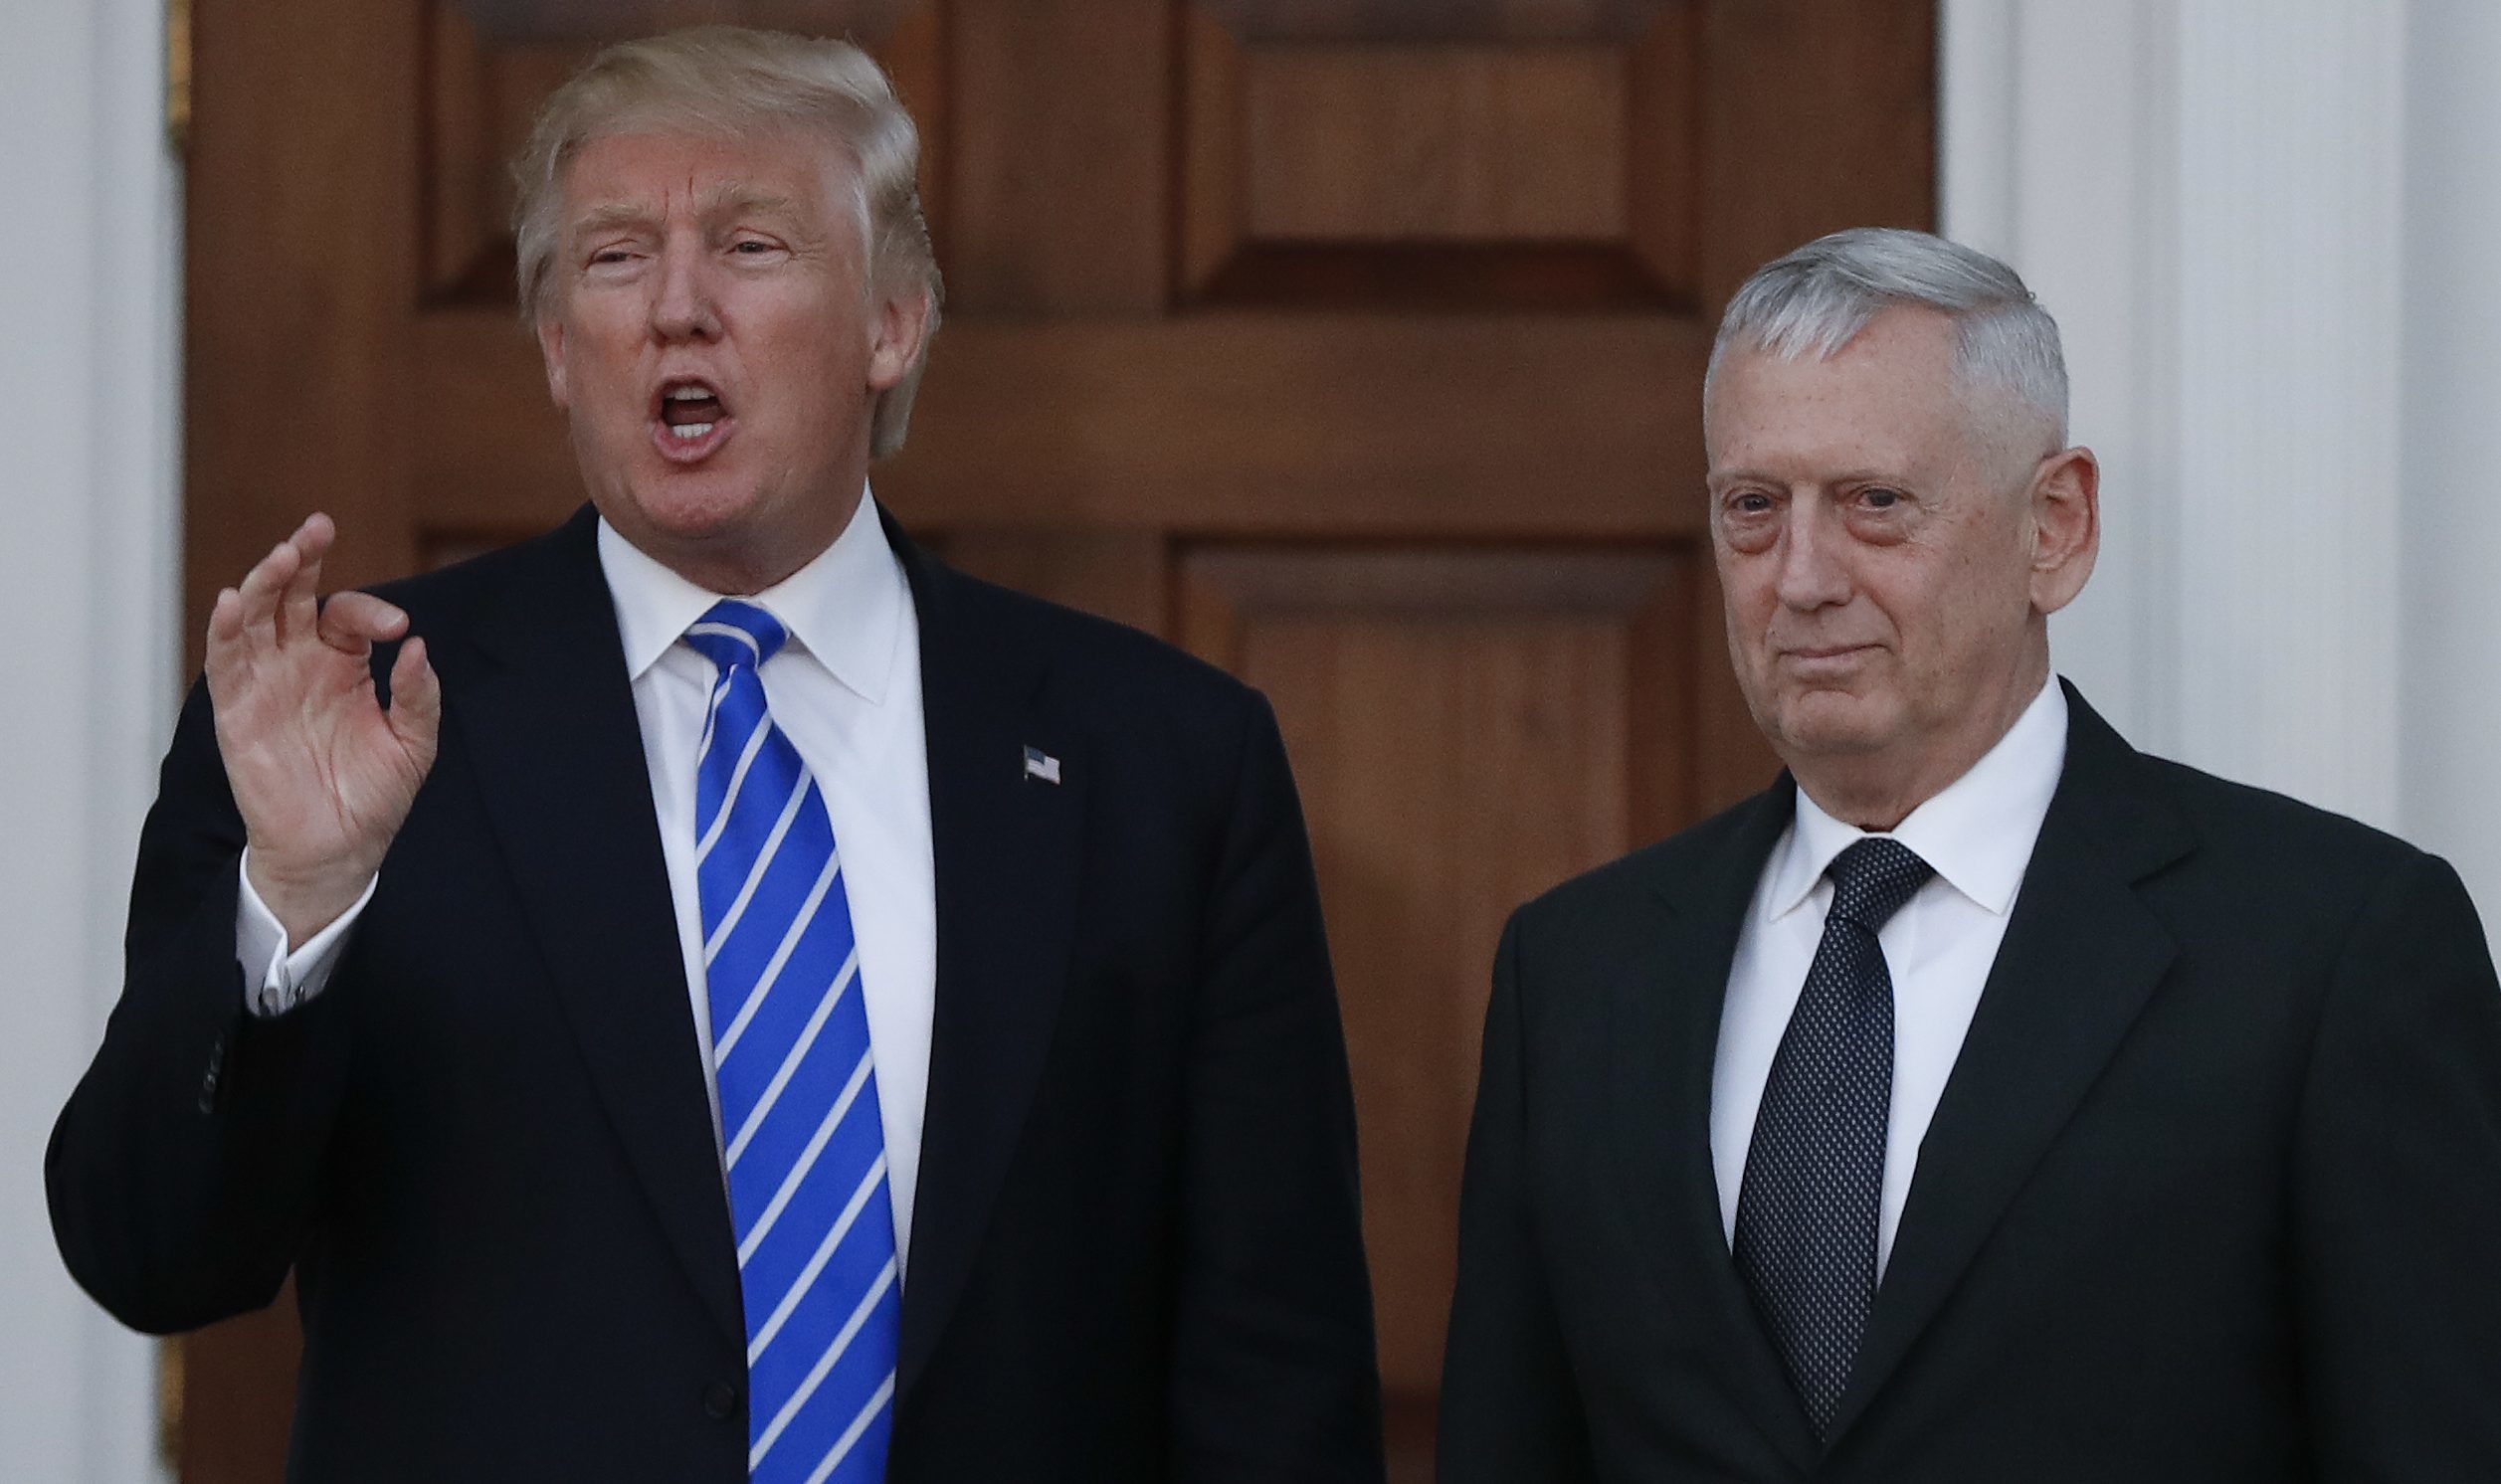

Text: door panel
xmin=181 ymin=0 xmax=1930 ymax=1475
xmin=1180 ymin=546 xmax=1700 ymax=1463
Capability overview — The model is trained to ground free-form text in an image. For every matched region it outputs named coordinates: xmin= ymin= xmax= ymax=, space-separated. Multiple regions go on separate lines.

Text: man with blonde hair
xmin=51 ymin=28 xmax=1382 ymax=1482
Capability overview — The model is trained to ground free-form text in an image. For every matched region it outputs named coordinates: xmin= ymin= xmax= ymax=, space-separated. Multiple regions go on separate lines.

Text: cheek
xmin=1904 ymin=561 xmax=2024 ymax=673
xmin=1880 ymin=521 xmax=2010 ymax=620
xmin=751 ymin=324 xmax=867 ymax=407
xmin=1713 ymin=555 xmax=1780 ymax=641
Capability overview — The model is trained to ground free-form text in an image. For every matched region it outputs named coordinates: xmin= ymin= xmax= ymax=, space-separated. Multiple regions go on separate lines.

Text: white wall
xmin=0 ymin=0 xmax=182 ymax=1478
xmin=1944 ymin=1 xmax=2442 ymax=884
xmin=1941 ymin=0 xmax=2183 ymax=753
xmin=2399 ymin=4 xmax=2501 ymax=930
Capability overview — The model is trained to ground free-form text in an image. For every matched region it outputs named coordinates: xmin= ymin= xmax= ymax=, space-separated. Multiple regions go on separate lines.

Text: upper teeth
xmin=668 ymin=386 xmax=711 ymax=400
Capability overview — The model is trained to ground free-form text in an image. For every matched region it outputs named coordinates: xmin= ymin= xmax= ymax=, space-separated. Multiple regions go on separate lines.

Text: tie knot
xmin=1825 ymin=836 xmax=1933 ymax=932
xmin=682 ymin=599 xmax=788 ymax=673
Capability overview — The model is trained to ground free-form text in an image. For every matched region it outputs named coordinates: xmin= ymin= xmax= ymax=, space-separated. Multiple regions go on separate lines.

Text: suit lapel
xmin=1827 ymin=686 xmax=2190 ymax=1444
xmin=440 ymin=509 xmax=745 ymax=1348
xmin=884 ymin=515 xmax=1085 ymax=1401
xmin=1610 ymin=784 xmax=1824 ymax=1472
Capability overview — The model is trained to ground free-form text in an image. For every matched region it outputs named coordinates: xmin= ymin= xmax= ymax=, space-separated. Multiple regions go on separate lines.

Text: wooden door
xmin=181 ymin=0 xmax=1931 ymax=1476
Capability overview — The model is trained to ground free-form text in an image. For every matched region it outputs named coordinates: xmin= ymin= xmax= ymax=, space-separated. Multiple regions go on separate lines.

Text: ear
xmin=535 ymin=310 xmax=571 ymax=411
xmin=865 ymin=285 xmax=933 ymax=392
xmin=2027 ymin=445 xmax=2100 ymax=616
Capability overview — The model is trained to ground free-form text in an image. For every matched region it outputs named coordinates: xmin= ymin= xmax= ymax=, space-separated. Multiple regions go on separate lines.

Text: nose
xmin=1773 ymin=499 xmax=1852 ymax=611
xmin=649 ymin=237 xmax=722 ymax=342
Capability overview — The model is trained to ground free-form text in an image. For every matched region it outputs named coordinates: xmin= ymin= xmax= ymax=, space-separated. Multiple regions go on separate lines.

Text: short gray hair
xmin=511 ymin=27 xmax=944 ymax=459
xmin=1707 ymin=227 xmax=2067 ymax=448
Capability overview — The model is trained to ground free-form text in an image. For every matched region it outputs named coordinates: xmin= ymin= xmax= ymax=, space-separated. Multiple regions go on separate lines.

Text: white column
xmin=2399 ymin=2 xmax=2501 ymax=911
xmin=0 ymin=0 xmax=181 ymax=1477
xmin=1942 ymin=0 xmax=2182 ymax=755
xmin=1944 ymin=0 xmax=2407 ymax=835
xmin=2172 ymin=1 xmax=2405 ymax=830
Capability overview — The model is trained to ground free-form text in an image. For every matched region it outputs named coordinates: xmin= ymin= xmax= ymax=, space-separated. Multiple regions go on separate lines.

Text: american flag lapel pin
xmin=1023 ymin=745 xmax=1062 ymax=785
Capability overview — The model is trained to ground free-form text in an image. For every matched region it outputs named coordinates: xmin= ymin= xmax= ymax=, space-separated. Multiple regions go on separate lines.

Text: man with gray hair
xmin=1438 ymin=227 xmax=2501 ymax=1479
xmin=50 ymin=27 xmax=1382 ymax=1482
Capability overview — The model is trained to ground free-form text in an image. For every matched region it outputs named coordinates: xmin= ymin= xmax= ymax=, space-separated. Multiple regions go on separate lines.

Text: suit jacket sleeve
xmin=46 ymin=675 xmax=357 ymax=1335
xmin=1166 ymin=691 xmax=1386 ymax=1482
xmin=1437 ymin=913 xmax=1598 ymax=1483
xmin=2294 ymin=847 xmax=2501 ymax=1477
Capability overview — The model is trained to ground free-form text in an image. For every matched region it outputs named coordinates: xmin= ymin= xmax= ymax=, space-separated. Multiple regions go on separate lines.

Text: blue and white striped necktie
xmin=684 ymin=600 xmax=898 ymax=1483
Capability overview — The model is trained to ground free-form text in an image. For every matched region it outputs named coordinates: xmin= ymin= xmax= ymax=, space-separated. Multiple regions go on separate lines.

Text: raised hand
xmin=206 ymin=513 xmax=442 ymax=947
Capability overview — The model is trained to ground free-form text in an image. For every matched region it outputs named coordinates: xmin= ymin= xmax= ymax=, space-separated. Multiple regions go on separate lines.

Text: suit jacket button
xmin=702 ymin=1381 xmax=740 ymax=1420
xmin=198 ymin=1037 xmax=228 ymax=1113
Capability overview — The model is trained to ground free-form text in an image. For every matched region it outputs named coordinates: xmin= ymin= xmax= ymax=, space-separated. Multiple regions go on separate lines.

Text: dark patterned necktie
xmin=1733 ymin=836 xmax=1934 ymax=1438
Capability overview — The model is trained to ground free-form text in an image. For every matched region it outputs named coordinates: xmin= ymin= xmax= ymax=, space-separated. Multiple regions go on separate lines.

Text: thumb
xmin=387 ymin=636 xmax=443 ymax=766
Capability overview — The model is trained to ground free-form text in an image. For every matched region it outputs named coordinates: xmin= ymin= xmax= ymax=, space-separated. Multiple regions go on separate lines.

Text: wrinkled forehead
xmin=1715 ymin=302 xmax=1959 ymax=388
xmin=1710 ymin=311 xmax=1959 ymax=438
xmin=554 ymin=120 xmax=860 ymax=227
xmin=1705 ymin=308 xmax=2042 ymax=480
xmin=560 ymin=179 xmax=797 ymax=243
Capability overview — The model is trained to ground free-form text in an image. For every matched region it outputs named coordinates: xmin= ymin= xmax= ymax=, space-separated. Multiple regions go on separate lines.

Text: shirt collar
xmin=1763 ymin=677 xmax=2069 ymax=922
xmin=595 ymin=485 xmax=906 ymax=705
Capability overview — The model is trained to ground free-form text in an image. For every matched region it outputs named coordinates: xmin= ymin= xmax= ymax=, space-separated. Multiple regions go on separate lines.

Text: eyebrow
xmin=564 ymin=186 xmax=804 ymax=242
xmin=1705 ymin=466 xmax=1919 ymax=491
xmin=705 ymin=186 xmax=800 ymax=220
xmin=568 ymin=201 xmax=657 ymax=239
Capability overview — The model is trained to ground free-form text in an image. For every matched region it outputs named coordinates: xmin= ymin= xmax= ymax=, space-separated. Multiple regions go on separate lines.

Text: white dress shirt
xmin=237 ymin=490 xmax=938 ymax=1264
xmin=1709 ymin=677 xmax=2066 ymax=1278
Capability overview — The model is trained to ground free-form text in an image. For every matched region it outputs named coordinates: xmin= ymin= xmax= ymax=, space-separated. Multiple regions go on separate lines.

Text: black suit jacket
xmin=1440 ymin=683 xmax=2501 ymax=1481
xmin=49 ymin=505 xmax=1384 ymax=1482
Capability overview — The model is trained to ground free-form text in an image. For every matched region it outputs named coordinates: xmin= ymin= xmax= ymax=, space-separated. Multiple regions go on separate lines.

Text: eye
xmin=1714 ymin=488 xmax=1780 ymax=552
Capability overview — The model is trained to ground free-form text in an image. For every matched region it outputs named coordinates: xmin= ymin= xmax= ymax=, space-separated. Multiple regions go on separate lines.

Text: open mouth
xmin=652 ymin=377 xmax=733 ymax=462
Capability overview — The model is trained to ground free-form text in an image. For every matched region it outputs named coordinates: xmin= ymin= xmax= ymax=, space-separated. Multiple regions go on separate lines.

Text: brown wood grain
xmin=178 ymin=0 xmax=1927 ymax=1474
xmin=1244 ymin=46 xmax=1628 ymax=242
xmin=1180 ymin=3 xmax=1247 ymax=299
xmin=1190 ymin=242 xmax=1688 ymax=312
xmin=1182 ymin=545 xmax=1692 ymax=1473
xmin=187 ymin=0 xmax=422 ymax=669
xmin=878 ymin=2 xmax=947 ymax=252
xmin=936 ymin=528 xmax=1170 ymax=636
xmin=1203 ymin=0 xmax=1667 ymax=43
xmin=1626 ymin=0 xmax=1703 ymax=299
xmin=175 ymin=1298 xmax=299 ymax=1481
xmin=1185 ymin=5 xmax=1698 ymax=310
xmin=1700 ymin=0 xmax=1936 ymax=305
xmin=424 ymin=2 xmax=492 ymax=298
xmin=451 ymin=0 xmax=918 ymax=44
xmin=943 ymin=0 xmax=1170 ymax=312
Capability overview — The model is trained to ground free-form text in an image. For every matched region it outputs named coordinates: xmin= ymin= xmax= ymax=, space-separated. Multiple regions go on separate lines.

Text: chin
xmin=1769 ymin=689 xmax=1898 ymax=759
xmin=612 ymin=472 xmax=765 ymax=543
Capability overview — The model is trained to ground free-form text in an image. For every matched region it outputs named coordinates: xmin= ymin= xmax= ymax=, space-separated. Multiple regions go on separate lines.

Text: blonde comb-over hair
xmin=510 ymin=26 xmax=943 ymax=459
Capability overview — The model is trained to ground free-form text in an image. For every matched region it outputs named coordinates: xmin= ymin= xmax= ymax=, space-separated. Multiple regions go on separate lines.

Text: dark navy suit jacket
xmin=1441 ymin=685 xmax=2501 ymax=1481
xmin=52 ymin=505 xmax=1385 ymax=1482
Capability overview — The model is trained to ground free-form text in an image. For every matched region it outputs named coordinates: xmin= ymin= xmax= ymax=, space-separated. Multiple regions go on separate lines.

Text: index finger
xmin=277 ymin=512 xmax=337 ymax=648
